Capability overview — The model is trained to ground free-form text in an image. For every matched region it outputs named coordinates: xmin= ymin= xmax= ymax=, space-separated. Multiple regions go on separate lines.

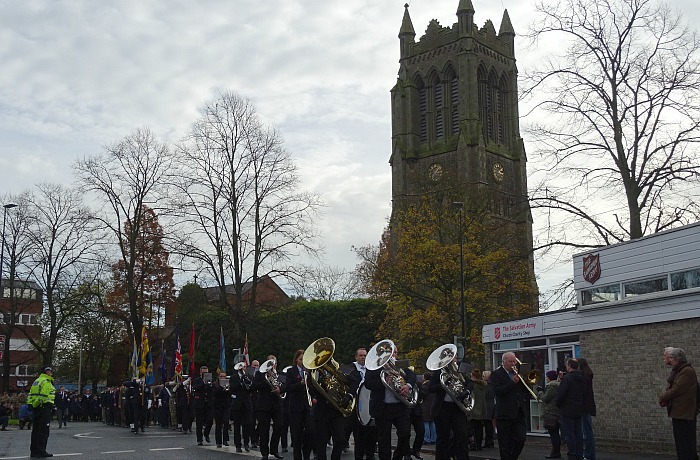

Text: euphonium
xmin=365 ymin=339 xmax=417 ymax=408
xmin=426 ymin=344 xmax=473 ymax=415
xmin=234 ymin=362 xmax=253 ymax=390
xmin=260 ymin=358 xmax=286 ymax=399
xmin=303 ymin=337 xmax=355 ymax=417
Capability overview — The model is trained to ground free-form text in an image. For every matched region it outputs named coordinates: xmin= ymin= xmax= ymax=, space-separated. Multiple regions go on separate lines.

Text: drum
xmin=357 ymin=382 xmax=372 ymax=426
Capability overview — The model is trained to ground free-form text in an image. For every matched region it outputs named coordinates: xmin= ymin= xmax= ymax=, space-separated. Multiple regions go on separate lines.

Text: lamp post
xmin=0 ymin=204 xmax=18 ymax=298
xmin=453 ymin=202 xmax=466 ymax=359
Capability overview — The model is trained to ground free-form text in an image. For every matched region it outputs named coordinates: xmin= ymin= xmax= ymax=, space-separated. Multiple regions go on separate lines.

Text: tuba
xmin=260 ymin=358 xmax=286 ymax=399
xmin=426 ymin=344 xmax=473 ymax=415
xmin=365 ymin=339 xmax=417 ymax=408
xmin=303 ymin=337 xmax=355 ymax=417
xmin=234 ymin=362 xmax=253 ymax=389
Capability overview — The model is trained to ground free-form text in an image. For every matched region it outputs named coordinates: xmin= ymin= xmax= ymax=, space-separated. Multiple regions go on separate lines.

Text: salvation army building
xmin=481 ymin=222 xmax=700 ymax=452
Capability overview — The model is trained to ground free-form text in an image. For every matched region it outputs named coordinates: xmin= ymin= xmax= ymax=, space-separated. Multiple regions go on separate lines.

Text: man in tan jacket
xmin=659 ymin=347 xmax=698 ymax=460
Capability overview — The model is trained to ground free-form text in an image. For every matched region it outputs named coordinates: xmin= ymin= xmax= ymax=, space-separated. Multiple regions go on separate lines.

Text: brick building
xmin=481 ymin=222 xmax=700 ymax=453
xmin=0 ymin=279 xmax=43 ymax=391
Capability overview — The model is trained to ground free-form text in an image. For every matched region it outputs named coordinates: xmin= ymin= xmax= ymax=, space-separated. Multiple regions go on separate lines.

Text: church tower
xmin=390 ymin=2 xmax=537 ymax=295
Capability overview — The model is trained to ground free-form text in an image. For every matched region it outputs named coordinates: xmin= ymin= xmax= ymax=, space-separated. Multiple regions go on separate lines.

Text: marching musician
xmin=232 ymin=362 xmax=255 ymax=452
xmin=287 ymin=350 xmax=314 ymax=460
xmin=252 ymin=355 xmax=286 ymax=460
xmin=364 ymin=344 xmax=415 ymax=460
xmin=307 ymin=356 xmax=353 ymax=460
xmin=175 ymin=376 xmax=192 ymax=433
xmin=488 ymin=352 xmax=528 ymax=460
xmin=212 ymin=371 xmax=232 ymax=448
xmin=192 ymin=365 xmax=214 ymax=446
xmin=348 ymin=347 xmax=376 ymax=460
xmin=428 ymin=353 xmax=471 ymax=460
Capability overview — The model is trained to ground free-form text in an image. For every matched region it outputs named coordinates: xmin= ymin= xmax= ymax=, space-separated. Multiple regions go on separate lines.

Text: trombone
xmin=514 ymin=358 xmax=541 ymax=400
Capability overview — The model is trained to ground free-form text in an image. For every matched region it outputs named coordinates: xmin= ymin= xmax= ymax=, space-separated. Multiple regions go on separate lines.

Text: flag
xmin=173 ymin=323 xmax=183 ymax=382
xmin=188 ymin=323 xmax=195 ymax=377
xmin=160 ymin=339 xmax=167 ymax=385
xmin=243 ymin=334 xmax=250 ymax=366
xmin=139 ymin=326 xmax=154 ymax=385
xmin=130 ymin=337 xmax=139 ymax=380
xmin=218 ymin=327 xmax=226 ymax=374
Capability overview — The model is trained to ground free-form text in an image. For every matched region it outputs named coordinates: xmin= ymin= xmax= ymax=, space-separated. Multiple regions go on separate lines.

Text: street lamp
xmin=452 ymin=202 xmax=466 ymax=360
xmin=0 ymin=204 xmax=18 ymax=299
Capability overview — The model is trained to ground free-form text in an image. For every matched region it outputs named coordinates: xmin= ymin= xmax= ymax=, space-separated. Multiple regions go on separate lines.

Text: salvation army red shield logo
xmin=583 ymin=253 xmax=601 ymax=284
xmin=494 ymin=327 xmax=501 ymax=340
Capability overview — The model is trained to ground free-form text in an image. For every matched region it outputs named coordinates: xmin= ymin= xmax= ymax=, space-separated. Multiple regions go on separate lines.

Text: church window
xmin=488 ymin=70 xmax=499 ymax=143
xmin=450 ymin=73 xmax=459 ymax=135
xmin=418 ymin=80 xmax=427 ymax=143
xmin=434 ymin=78 xmax=444 ymax=140
xmin=478 ymin=66 xmax=489 ymax=141
xmin=499 ymin=75 xmax=511 ymax=146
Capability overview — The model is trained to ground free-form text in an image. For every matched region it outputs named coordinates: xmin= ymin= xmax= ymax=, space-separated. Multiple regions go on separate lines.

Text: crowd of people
xmin=15 ymin=344 xmax=698 ymax=460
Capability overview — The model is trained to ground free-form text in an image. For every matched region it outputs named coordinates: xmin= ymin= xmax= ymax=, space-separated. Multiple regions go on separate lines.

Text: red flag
xmin=188 ymin=323 xmax=195 ymax=376
xmin=174 ymin=327 xmax=183 ymax=380
xmin=243 ymin=334 xmax=250 ymax=366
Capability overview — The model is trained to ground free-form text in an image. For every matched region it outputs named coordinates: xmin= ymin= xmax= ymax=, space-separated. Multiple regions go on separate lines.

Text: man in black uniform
xmin=489 ymin=352 xmax=528 ymax=460
xmin=212 ymin=370 xmax=232 ymax=447
xmin=232 ymin=362 xmax=255 ymax=451
xmin=252 ymin=356 xmax=285 ymax=460
xmin=192 ymin=365 xmax=213 ymax=445
xmin=429 ymin=354 xmax=471 ymax=460
xmin=364 ymin=344 xmax=415 ymax=460
xmin=286 ymin=350 xmax=314 ymax=460
xmin=127 ymin=379 xmax=144 ymax=434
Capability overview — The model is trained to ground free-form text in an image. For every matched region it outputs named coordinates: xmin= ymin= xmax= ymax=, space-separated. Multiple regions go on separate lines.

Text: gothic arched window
xmin=417 ymin=78 xmax=427 ymax=143
xmin=477 ymin=65 xmax=489 ymax=141
xmin=433 ymin=76 xmax=444 ymax=140
xmin=488 ymin=70 xmax=499 ymax=143
xmin=445 ymin=67 xmax=459 ymax=135
xmin=499 ymin=74 xmax=511 ymax=146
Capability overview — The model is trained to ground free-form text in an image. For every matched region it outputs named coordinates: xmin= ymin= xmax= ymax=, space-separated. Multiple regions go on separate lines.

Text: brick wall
xmin=582 ymin=319 xmax=700 ymax=452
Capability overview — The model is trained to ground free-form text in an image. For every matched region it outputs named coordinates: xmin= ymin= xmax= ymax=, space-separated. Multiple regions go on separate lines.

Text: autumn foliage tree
xmin=107 ymin=205 xmax=175 ymax=337
xmin=357 ymin=198 xmax=537 ymax=366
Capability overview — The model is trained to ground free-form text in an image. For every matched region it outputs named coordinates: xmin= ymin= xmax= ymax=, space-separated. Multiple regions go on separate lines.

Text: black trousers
xmin=409 ymin=410 xmax=425 ymax=454
xmin=30 ymin=405 xmax=52 ymax=456
xmin=232 ymin=406 xmax=254 ymax=447
xmin=495 ymin=413 xmax=527 ymax=460
xmin=434 ymin=402 xmax=469 ymax=460
xmin=672 ymin=417 xmax=698 ymax=460
xmin=257 ymin=408 xmax=283 ymax=458
xmin=195 ymin=405 xmax=212 ymax=442
xmin=214 ymin=406 xmax=230 ymax=446
xmin=352 ymin=416 xmax=377 ymax=460
xmin=314 ymin=413 xmax=346 ymax=460
xmin=375 ymin=403 xmax=411 ymax=460
xmin=289 ymin=410 xmax=314 ymax=460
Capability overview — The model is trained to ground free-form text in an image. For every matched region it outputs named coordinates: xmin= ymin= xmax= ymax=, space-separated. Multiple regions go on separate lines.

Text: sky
xmin=1 ymin=0 xmax=698 ymax=305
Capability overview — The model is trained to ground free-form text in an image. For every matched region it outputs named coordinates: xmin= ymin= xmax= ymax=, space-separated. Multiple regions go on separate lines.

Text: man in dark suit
xmin=192 ymin=365 xmax=213 ymax=445
xmin=428 ymin=355 xmax=471 ymax=460
xmin=55 ymin=386 xmax=69 ymax=428
xmin=488 ymin=352 xmax=528 ymax=460
xmin=364 ymin=343 xmax=416 ymax=460
xmin=286 ymin=350 xmax=314 ymax=460
xmin=252 ymin=355 xmax=285 ymax=460
xmin=348 ymin=348 xmax=376 ymax=460
xmin=232 ymin=362 xmax=255 ymax=452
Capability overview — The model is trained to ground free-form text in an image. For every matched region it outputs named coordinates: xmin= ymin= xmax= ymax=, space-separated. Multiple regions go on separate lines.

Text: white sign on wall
xmin=486 ymin=317 xmax=544 ymax=342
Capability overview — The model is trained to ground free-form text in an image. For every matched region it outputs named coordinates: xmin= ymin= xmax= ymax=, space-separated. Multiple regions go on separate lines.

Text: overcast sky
xmin=1 ymin=0 xmax=698 ymax=303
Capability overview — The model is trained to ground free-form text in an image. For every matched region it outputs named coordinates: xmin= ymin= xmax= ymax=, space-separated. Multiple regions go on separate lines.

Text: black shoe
xmin=205 ymin=435 xmax=211 ymax=443
xmin=224 ymin=442 xmax=230 ymax=446
xmin=413 ymin=453 xmax=423 ymax=460
xmin=282 ymin=448 xmax=288 ymax=453
xmin=273 ymin=454 xmax=284 ymax=459
xmin=245 ymin=445 xmax=251 ymax=452
xmin=237 ymin=448 xmax=244 ymax=453
xmin=545 ymin=454 xmax=561 ymax=459
xmin=198 ymin=441 xmax=203 ymax=446
xmin=217 ymin=444 xmax=223 ymax=448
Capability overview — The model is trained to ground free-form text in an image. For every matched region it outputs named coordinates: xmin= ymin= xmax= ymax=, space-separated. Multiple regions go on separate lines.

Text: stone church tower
xmin=390 ymin=1 xmax=537 ymax=290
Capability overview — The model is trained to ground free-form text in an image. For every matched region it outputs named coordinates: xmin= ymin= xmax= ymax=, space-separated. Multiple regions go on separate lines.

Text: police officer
xmin=28 ymin=365 xmax=56 ymax=458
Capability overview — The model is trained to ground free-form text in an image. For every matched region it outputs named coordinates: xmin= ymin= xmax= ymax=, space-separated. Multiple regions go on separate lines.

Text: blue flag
xmin=218 ymin=327 xmax=226 ymax=374
xmin=160 ymin=339 xmax=167 ymax=384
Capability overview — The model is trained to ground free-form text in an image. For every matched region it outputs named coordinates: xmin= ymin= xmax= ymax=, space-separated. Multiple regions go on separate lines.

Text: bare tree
xmin=75 ymin=127 xmax=173 ymax=341
xmin=21 ymin=183 xmax=105 ymax=367
xmin=287 ymin=264 xmax=362 ymax=301
xmin=170 ymin=91 xmax=321 ymax=325
xmin=524 ymin=0 xmax=700 ymax=259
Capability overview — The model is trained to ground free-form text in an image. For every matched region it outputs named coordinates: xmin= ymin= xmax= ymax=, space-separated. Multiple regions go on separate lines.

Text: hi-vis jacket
xmin=27 ymin=372 xmax=55 ymax=408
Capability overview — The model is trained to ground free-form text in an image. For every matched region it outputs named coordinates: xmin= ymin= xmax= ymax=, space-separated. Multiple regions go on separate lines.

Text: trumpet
xmin=514 ymin=358 xmax=541 ymax=400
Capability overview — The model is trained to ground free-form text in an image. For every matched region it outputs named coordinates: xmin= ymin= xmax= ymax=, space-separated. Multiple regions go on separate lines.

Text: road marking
xmin=74 ymin=432 xmax=101 ymax=439
xmin=149 ymin=447 xmax=185 ymax=451
xmin=101 ymin=450 xmax=136 ymax=454
xmin=51 ymin=454 xmax=83 ymax=457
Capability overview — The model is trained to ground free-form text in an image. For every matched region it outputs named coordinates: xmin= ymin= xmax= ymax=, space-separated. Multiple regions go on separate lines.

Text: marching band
xmin=92 ymin=339 xmax=495 ymax=460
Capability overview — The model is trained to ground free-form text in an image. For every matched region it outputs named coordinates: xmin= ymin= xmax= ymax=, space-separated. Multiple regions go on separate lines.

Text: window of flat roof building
xmin=493 ymin=340 xmax=519 ymax=351
xmin=521 ymin=338 xmax=546 ymax=348
xmin=581 ymin=283 xmax=620 ymax=305
xmin=671 ymin=268 xmax=700 ymax=291
xmin=549 ymin=335 xmax=579 ymax=344
xmin=623 ymin=277 xmax=668 ymax=297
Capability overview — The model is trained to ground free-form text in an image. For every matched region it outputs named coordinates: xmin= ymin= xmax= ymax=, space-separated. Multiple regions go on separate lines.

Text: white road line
xmin=149 ymin=447 xmax=185 ymax=451
xmin=51 ymin=454 xmax=83 ymax=457
xmin=101 ymin=450 xmax=136 ymax=454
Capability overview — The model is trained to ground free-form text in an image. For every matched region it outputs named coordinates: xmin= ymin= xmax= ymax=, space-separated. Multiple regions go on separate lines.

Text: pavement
xmin=413 ymin=434 xmax=677 ymax=460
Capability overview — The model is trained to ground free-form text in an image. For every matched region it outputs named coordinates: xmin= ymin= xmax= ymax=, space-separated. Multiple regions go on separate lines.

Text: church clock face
xmin=428 ymin=163 xmax=443 ymax=182
xmin=492 ymin=162 xmax=505 ymax=183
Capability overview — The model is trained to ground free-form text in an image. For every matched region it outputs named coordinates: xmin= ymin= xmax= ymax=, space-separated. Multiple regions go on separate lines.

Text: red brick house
xmin=0 ymin=279 xmax=43 ymax=391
